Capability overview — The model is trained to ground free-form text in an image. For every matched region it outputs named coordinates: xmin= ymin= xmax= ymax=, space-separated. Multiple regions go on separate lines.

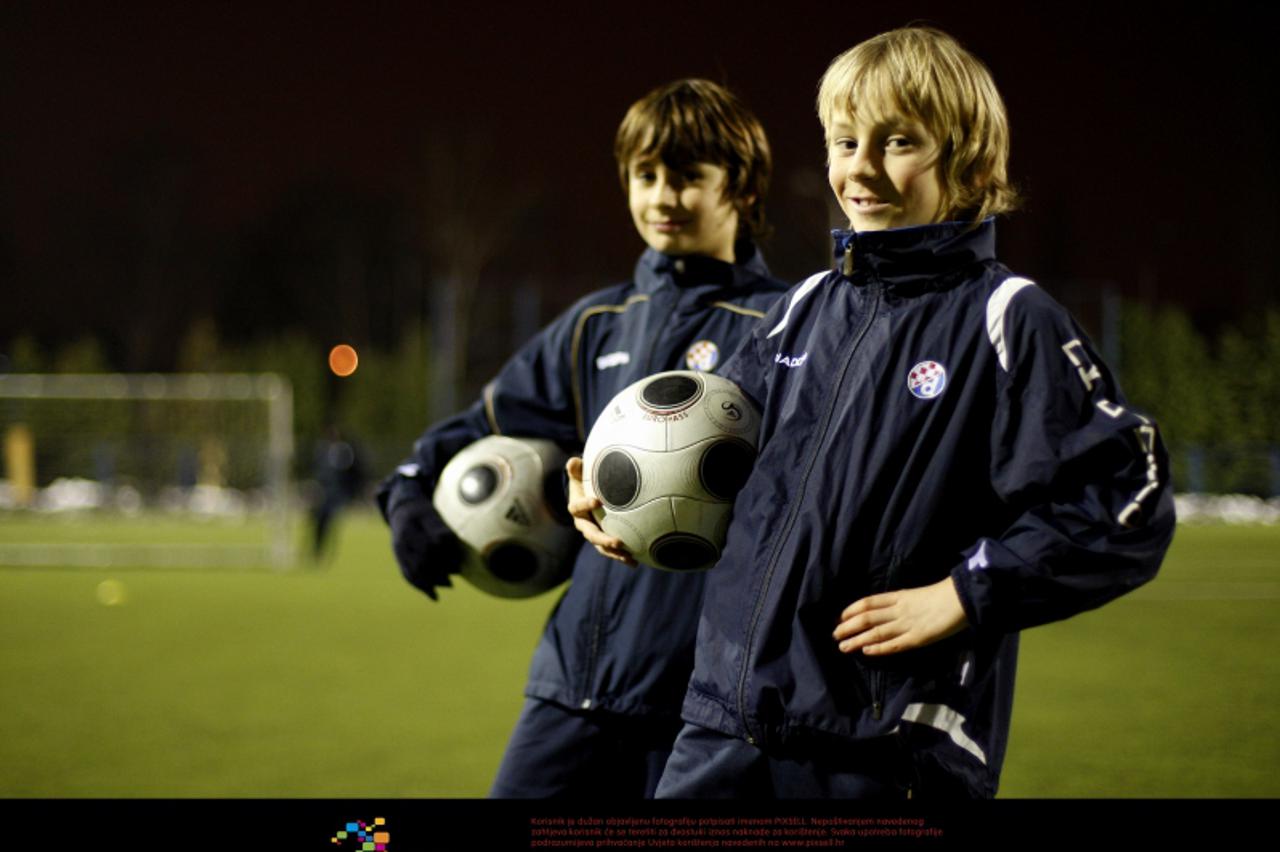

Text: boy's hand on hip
xmin=834 ymin=577 xmax=968 ymax=655
xmin=566 ymin=457 xmax=637 ymax=567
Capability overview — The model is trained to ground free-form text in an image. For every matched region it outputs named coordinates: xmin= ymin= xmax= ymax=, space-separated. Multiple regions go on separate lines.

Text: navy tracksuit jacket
xmin=675 ymin=219 xmax=1175 ymax=797
xmin=379 ymin=245 xmax=788 ymax=719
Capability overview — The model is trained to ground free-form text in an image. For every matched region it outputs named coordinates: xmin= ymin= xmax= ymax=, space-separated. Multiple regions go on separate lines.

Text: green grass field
xmin=1 ymin=513 xmax=1276 ymax=798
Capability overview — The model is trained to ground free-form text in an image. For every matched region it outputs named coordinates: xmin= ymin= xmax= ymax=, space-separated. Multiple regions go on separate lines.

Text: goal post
xmin=0 ymin=373 xmax=296 ymax=570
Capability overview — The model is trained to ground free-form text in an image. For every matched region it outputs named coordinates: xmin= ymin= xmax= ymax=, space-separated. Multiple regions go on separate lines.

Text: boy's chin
xmin=845 ymin=208 xmax=948 ymax=233
xmin=844 ymin=209 xmax=886 ymax=232
xmin=641 ymin=237 xmax=731 ymax=262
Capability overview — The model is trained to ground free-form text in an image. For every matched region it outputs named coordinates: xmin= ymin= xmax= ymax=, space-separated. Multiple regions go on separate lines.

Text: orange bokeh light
xmin=328 ymin=344 xmax=359 ymax=377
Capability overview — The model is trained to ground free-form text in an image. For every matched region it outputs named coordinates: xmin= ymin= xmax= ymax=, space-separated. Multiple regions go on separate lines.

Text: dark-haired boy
xmin=377 ymin=78 xmax=787 ymax=797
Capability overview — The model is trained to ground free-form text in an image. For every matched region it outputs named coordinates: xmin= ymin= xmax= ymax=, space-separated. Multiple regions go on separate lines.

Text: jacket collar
xmin=635 ymin=239 xmax=771 ymax=295
xmin=831 ymin=218 xmax=996 ymax=292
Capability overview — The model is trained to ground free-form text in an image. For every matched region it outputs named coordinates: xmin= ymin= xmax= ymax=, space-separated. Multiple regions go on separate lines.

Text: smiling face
xmin=627 ymin=158 xmax=740 ymax=262
xmin=827 ymin=109 xmax=945 ymax=232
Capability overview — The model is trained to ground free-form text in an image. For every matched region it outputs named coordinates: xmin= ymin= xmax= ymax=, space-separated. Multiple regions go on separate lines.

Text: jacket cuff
xmin=949 ymin=542 xmax=998 ymax=634
xmin=375 ymin=467 xmax=430 ymax=523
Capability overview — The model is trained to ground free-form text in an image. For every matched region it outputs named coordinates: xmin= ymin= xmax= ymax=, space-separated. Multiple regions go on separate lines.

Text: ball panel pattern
xmin=594 ymin=449 xmax=642 ymax=509
xmin=699 ymin=388 xmax=760 ymax=438
xmin=485 ymin=542 xmax=540 ymax=583
xmin=699 ymin=439 xmax=756 ymax=501
xmin=604 ymin=444 xmax=705 ymax=507
xmin=459 ymin=464 xmax=500 ymax=505
xmin=639 ymin=373 xmax=702 ymax=411
xmin=650 ymin=532 xmax=719 ymax=572
xmin=593 ymin=501 xmax=656 ymax=560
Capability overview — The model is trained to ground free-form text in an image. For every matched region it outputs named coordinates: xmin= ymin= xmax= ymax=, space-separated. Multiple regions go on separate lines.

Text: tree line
xmin=4 ymin=299 xmax=1278 ymax=497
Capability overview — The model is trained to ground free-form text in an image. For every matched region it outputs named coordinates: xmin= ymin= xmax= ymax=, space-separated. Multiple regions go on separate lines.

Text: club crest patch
xmin=684 ymin=340 xmax=720 ymax=372
xmin=908 ymin=360 xmax=947 ymax=399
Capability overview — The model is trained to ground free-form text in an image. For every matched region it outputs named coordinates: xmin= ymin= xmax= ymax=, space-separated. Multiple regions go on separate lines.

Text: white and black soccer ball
xmin=581 ymin=370 xmax=760 ymax=572
xmin=433 ymin=435 xmax=578 ymax=599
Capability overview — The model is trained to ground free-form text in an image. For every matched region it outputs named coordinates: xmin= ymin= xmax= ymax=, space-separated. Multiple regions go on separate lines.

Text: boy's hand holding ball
xmin=567 ymin=457 xmax=637 ymax=567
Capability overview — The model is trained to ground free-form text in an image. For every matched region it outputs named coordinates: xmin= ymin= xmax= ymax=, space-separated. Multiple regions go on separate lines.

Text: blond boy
xmin=655 ymin=28 xmax=1174 ymax=798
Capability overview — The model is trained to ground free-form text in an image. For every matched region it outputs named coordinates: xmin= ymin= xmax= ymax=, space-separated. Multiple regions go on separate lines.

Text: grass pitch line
xmin=0 ymin=543 xmax=284 ymax=569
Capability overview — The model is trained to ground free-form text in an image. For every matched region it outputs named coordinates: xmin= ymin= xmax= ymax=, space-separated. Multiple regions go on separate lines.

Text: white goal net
xmin=0 ymin=373 xmax=295 ymax=570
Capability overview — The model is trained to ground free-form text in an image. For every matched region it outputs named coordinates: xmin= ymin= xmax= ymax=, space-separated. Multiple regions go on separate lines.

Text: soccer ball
xmin=433 ymin=435 xmax=578 ymax=599
xmin=581 ymin=370 xmax=760 ymax=572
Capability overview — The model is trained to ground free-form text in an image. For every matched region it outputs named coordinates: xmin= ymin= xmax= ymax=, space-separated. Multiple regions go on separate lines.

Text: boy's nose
xmin=654 ymin=178 xmax=680 ymax=206
xmin=850 ymin=147 xmax=878 ymax=180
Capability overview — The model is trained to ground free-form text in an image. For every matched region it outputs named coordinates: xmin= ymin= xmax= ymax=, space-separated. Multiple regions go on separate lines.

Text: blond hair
xmin=615 ymin=78 xmax=772 ymax=240
xmin=817 ymin=27 xmax=1018 ymax=224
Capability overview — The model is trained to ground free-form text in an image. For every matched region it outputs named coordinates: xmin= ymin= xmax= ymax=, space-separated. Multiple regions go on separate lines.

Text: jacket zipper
xmin=870 ymin=553 xmax=904 ymax=719
xmin=735 ymin=242 xmax=882 ymax=745
xmin=583 ymin=282 xmax=677 ymax=708
xmin=645 ymin=286 xmax=678 ymax=375
xmin=580 ymin=568 xmax=608 ymax=710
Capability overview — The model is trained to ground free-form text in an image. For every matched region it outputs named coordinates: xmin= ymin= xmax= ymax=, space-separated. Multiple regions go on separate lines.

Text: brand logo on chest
xmin=774 ymin=351 xmax=808 ymax=369
xmin=595 ymin=351 xmax=630 ymax=370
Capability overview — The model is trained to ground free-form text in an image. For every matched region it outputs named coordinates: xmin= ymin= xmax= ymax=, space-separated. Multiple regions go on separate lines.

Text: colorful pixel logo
xmin=332 ymin=818 xmax=389 ymax=850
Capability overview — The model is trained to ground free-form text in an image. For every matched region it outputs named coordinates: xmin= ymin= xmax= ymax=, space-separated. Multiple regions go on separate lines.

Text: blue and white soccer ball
xmin=581 ymin=370 xmax=760 ymax=572
xmin=433 ymin=435 xmax=578 ymax=599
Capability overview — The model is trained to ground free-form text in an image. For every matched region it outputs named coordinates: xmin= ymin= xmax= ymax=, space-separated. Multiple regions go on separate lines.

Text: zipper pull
xmin=841 ymin=241 xmax=854 ymax=276
xmin=873 ymin=701 xmax=883 ymax=721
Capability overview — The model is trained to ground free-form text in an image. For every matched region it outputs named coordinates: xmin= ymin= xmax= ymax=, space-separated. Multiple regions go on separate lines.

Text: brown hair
xmin=615 ymin=78 xmax=772 ymax=239
xmin=817 ymin=27 xmax=1019 ymax=224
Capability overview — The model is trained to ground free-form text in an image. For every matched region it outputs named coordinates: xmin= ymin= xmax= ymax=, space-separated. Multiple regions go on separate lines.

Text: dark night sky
xmin=2 ymin=1 xmax=1277 ymax=368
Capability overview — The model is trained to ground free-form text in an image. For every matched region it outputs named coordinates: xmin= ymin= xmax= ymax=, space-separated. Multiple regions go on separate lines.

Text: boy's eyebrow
xmin=828 ymin=114 xmax=924 ymax=136
xmin=631 ymin=153 xmax=679 ymax=167
xmin=628 ymin=157 xmax=667 ymax=174
xmin=630 ymin=155 xmax=712 ymax=172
